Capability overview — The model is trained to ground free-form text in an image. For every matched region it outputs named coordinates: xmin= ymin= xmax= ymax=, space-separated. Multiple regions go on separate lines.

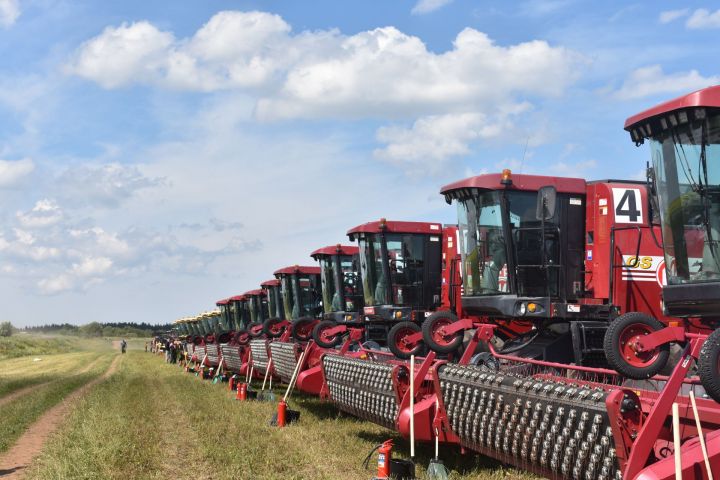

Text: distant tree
xmin=0 ymin=321 xmax=14 ymax=337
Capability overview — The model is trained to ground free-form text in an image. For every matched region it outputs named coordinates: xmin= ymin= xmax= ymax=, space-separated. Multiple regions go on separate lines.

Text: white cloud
xmin=69 ymin=11 xmax=585 ymax=120
xmin=614 ymin=65 xmax=719 ymax=100
xmin=374 ymin=111 xmax=523 ymax=174
xmin=56 ymin=163 xmax=163 ymax=208
xmin=71 ymin=256 xmax=113 ymax=277
xmin=16 ymin=199 xmax=63 ymax=228
xmin=0 ymin=0 xmax=19 ymax=28
xmin=69 ymin=21 xmax=175 ymax=89
xmin=411 ymin=0 xmax=453 ymax=15
xmin=687 ymin=9 xmax=720 ymax=29
xmin=0 ymin=158 xmax=34 ymax=187
xmin=37 ymin=275 xmax=74 ymax=295
xmin=659 ymin=9 xmax=689 ymax=24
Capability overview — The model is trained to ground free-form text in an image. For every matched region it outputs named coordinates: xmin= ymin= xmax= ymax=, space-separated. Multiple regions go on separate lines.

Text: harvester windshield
xmin=313 ymin=246 xmax=361 ymax=313
xmin=456 ymin=189 xmax=560 ymax=298
xmin=358 ymin=233 xmax=428 ymax=307
xmin=277 ymin=267 xmax=322 ymax=319
xmin=649 ymin=115 xmax=720 ymax=284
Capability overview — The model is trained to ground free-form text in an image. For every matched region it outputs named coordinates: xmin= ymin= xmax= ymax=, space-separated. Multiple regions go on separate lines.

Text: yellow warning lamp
xmin=501 ymin=169 xmax=513 ymax=186
xmin=527 ymin=302 xmax=537 ymax=313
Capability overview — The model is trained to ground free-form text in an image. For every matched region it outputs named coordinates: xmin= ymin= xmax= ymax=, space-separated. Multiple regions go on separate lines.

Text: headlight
xmin=394 ymin=311 xmax=403 ymax=319
xmin=519 ymin=303 xmax=527 ymax=315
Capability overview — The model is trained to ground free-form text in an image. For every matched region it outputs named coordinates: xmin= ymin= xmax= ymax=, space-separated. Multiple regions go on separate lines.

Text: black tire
xmin=263 ymin=318 xmax=285 ymax=338
xmin=291 ymin=317 xmax=316 ymax=342
xmin=388 ymin=321 xmax=423 ymax=359
xmin=312 ymin=320 xmax=342 ymax=348
xmin=248 ymin=322 xmax=264 ymax=338
xmin=422 ymin=311 xmax=462 ymax=354
xmin=699 ymin=328 xmax=720 ymax=403
xmin=604 ymin=312 xmax=670 ymax=379
xmin=234 ymin=329 xmax=250 ymax=346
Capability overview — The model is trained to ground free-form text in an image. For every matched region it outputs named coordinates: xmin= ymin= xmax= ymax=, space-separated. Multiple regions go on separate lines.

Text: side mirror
xmin=536 ymin=186 xmax=557 ymax=221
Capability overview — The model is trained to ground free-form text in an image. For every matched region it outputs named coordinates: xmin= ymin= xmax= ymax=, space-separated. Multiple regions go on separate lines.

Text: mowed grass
xmin=28 ymin=352 xmax=537 ymax=480
xmin=0 ymin=334 xmax=83 ymax=359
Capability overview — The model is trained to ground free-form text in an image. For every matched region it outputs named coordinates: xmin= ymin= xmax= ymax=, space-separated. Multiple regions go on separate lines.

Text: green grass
xmin=0 ymin=353 xmax=115 ymax=454
xmin=0 ymin=335 xmax=84 ymax=359
xmin=28 ymin=353 xmax=537 ymax=480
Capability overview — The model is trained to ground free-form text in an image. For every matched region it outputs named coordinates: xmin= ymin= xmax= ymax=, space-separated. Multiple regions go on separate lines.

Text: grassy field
xmin=23 ymin=350 xmax=535 ymax=480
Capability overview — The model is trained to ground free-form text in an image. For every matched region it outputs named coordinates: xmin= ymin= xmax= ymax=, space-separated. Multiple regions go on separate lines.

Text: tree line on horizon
xmin=22 ymin=321 xmax=173 ymax=338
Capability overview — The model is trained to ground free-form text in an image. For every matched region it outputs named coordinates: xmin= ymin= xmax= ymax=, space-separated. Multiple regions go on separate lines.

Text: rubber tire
xmin=604 ymin=312 xmax=670 ymax=379
xmin=234 ymin=329 xmax=250 ymax=346
xmin=698 ymin=328 xmax=720 ymax=403
xmin=247 ymin=322 xmax=264 ymax=338
xmin=422 ymin=311 xmax=463 ymax=354
xmin=291 ymin=317 xmax=316 ymax=342
xmin=312 ymin=320 xmax=342 ymax=348
xmin=263 ymin=318 xmax=285 ymax=338
xmin=388 ymin=321 xmax=423 ymax=359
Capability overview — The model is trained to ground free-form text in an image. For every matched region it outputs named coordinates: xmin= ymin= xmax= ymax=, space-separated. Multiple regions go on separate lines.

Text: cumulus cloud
xmin=374 ymin=109 xmax=527 ymax=174
xmin=0 ymin=193 xmax=261 ymax=295
xmin=0 ymin=158 xmax=34 ymax=187
xmin=411 ymin=0 xmax=453 ymax=15
xmin=0 ymin=0 xmax=19 ymax=28
xmin=56 ymin=163 xmax=163 ymax=208
xmin=659 ymin=9 xmax=689 ymax=24
xmin=16 ymin=199 xmax=63 ymax=228
xmin=687 ymin=9 xmax=720 ymax=29
xmin=614 ymin=65 xmax=719 ymax=100
xmin=68 ymin=11 xmax=585 ymax=120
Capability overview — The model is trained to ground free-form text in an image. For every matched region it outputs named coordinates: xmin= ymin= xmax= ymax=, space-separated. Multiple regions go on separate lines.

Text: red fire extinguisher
xmin=376 ymin=440 xmax=393 ymax=479
xmin=236 ymin=383 xmax=247 ymax=401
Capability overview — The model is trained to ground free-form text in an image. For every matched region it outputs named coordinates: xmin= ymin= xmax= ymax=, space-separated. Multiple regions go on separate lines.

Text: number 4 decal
xmin=612 ymin=188 xmax=643 ymax=224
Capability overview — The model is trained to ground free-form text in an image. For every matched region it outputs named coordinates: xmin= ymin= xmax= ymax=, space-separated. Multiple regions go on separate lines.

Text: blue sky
xmin=1 ymin=0 xmax=719 ymax=326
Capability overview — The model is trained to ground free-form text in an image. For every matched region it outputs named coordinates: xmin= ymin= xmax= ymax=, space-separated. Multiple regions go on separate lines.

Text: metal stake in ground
xmin=410 ymin=354 xmax=415 ymax=459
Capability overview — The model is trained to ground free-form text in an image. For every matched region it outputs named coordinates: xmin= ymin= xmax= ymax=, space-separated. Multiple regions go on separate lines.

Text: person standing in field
xmin=121 ymin=339 xmax=127 ymax=354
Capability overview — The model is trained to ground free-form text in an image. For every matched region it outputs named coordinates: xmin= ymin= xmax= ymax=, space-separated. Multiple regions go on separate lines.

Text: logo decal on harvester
xmin=622 ymin=255 xmax=666 ymax=287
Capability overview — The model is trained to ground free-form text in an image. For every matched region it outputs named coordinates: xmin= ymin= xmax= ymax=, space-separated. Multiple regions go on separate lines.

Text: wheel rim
xmin=319 ymin=325 xmax=337 ymax=344
xmin=431 ymin=318 xmax=457 ymax=347
xmin=237 ymin=333 xmax=249 ymax=344
xmin=295 ymin=321 xmax=313 ymax=339
xmin=270 ymin=323 xmax=283 ymax=335
xmin=618 ymin=323 xmax=659 ymax=367
xmin=394 ymin=327 xmax=419 ymax=354
xmin=250 ymin=325 xmax=263 ymax=336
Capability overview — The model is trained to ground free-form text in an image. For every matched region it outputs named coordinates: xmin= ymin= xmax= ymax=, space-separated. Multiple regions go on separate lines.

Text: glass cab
xmin=261 ymin=280 xmax=285 ymax=320
xmin=275 ymin=266 xmax=322 ymax=320
xmin=348 ymin=220 xmax=443 ymax=320
xmin=441 ymin=173 xmax=586 ymax=319
xmin=244 ymin=290 xmax=270 ymax=324
xmin=311 ymin=246 xmax=363 ymax=321
xmin=627 ymin=95 xmax=720 ymax=317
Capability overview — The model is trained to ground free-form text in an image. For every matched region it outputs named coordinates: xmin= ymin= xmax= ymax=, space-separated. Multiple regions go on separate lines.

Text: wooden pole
xmin=672 ymin=402 xmax=682 ymax=480
xmin=689 ymin=390 xmax=714 ymax=480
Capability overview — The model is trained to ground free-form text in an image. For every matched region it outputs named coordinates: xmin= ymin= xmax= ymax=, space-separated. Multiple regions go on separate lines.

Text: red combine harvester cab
xmin=334 ymin=219 xmax=460 ymax=358
xmin=309 ymin=245 xmax=366 ymax=347
xmin=422 ymin=172 xmax=668 ymax=366
xmin=243 ymin=289 xmax=270 ymax=337
xmin=261 ymin=279 xmax=285 ymax=325
xmin=623 ymin=85 xmax=720 ymax=400
xmin=271 ymin=265 xmax=322 ymax=339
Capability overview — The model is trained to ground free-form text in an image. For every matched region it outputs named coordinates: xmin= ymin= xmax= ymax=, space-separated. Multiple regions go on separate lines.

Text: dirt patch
xmin=0 ymin=355 xmax=122 ymax=479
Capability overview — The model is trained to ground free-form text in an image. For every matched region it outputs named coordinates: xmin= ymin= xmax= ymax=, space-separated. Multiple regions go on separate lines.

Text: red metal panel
xmin=273 ymin=265 xmax=322 ymax=276
xmin=260 ymin=279 xmax=280 ymax=287
xmin=625 ymin=85 xmax=720 ymax=130
xmin=242 ymin=289 xmax=265 ymax=297
xmin=346 ymin=220 xmax=443 ymax=236
xmin=310 ymin=244 xmax=359 ymax=258
xmin=440 ymin=172 xmax=586 ymax=196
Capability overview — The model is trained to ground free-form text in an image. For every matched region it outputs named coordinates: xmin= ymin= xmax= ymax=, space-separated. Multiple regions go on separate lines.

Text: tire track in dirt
xmin=0 ymin=354 xmax=105 ymax=410
xmin=0 ymin=355 xmax=122 ymax=479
